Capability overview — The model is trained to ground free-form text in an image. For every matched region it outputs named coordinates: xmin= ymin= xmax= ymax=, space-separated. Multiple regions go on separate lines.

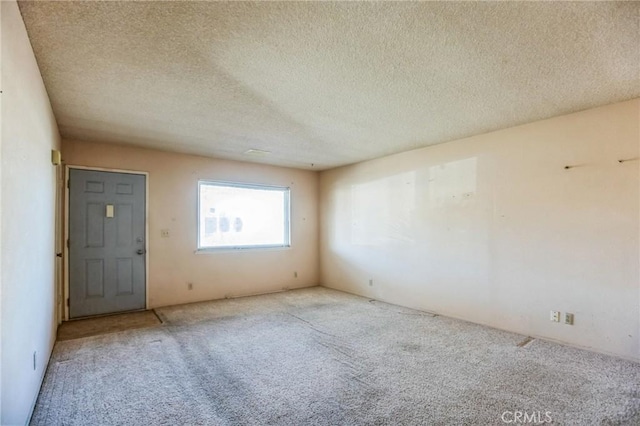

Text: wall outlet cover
xmin=564 ymin=313 xmax=574 ymax=325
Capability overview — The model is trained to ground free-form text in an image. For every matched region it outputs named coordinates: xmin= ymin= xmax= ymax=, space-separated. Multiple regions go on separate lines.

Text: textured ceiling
xmin=17 ymin=1 xmax=640 ymax=170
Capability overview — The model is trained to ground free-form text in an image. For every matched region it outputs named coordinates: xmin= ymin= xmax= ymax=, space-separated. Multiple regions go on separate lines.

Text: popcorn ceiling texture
xmin=18 ymin=1 xmax=640 ymax=170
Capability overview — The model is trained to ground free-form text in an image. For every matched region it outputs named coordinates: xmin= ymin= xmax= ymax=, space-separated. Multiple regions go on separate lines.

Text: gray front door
xmin=69 ymin=169 xmax=146 ymax=318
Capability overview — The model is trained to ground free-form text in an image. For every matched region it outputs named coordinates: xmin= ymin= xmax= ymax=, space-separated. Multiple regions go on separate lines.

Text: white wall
xmin=320 ymin=99 xmax=640 ymax=361
xmin=1 ymin=1 xmax=61 ymax=424
xmin=62 ymin=140 xmax=319 ymax=308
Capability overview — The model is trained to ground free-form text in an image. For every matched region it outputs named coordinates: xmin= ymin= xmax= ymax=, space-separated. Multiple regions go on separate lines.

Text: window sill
xmin=194 ymin=245 xmax=291 ymax=254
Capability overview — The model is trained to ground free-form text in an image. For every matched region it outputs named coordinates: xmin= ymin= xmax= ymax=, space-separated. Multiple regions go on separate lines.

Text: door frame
xmin=64 ymin=165 xmax=150 ymax=321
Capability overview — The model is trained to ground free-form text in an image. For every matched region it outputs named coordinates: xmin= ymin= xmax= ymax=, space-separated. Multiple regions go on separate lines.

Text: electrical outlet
xmin=369 ymin=279 xmax=373 ymax=287
xmin=550 ymin=311 xmax=560 ymax=322
xmin=161 ymin=229 xmax=170 ymax=238
xmin=564 ymin=313 xmax=574 ymax=325
xmin=187 ymin=282 xmax=193 ymax=290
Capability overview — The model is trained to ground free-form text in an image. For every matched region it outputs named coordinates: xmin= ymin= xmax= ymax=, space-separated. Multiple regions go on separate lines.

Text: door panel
xmin=85 ymin=259 xmax=104 ymax=297
xmin=116 ymin=258 xmax=133 ymax=295
xmin=69 ymin=169 xmax=146 ymax=318
xmin=86 ymin=202 xmax=105 ymax=247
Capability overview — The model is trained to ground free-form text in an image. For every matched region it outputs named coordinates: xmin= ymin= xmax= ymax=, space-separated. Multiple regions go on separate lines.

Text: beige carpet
xmin=57 ymin=310 xmax=162 ymax=341
xmin=33 ymin=287 xmax=640 ymax=425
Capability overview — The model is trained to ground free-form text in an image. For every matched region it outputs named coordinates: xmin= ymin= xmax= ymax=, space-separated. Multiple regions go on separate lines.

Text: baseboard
xmin=25 ymin=323 xmax=58 ymax=426
xmin=318 ymin=283 xmax=640 ymax=364
xmin=151 ymin=283 xmax=321 ymax=310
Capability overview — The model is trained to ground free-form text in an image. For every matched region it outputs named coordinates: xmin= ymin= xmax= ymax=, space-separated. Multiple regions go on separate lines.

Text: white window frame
xmin=197 ymin=180 xmax=291 ymax=252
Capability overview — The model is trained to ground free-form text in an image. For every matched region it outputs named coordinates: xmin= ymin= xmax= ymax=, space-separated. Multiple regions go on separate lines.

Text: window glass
xmin=198 ymin=181 xmax=290 ymax=250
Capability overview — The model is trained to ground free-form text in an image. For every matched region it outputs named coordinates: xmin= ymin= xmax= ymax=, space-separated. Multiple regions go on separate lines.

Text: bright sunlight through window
xmin=198 ymin=181 xmax=290 ymax=250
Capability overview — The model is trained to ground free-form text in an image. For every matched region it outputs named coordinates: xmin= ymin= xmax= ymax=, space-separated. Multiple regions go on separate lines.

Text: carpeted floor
xmin=31 ymin=287 xmax=640 ymax=425
xmin=57 ymin=310 xmax=162 ymax=341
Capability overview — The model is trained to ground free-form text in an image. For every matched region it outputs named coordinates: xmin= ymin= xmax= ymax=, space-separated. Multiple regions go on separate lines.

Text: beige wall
xmin=62 ymin=140 xmax=319 ymax=308
xmin=1 ymin=1 xmax=61 ymax=424
xmin=320 ymin=99 xmax=640 ymax=361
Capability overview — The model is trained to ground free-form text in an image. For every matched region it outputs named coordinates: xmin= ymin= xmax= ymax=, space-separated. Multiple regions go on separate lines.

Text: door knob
xmin=136 ymin=249 xmax=146 ymax=255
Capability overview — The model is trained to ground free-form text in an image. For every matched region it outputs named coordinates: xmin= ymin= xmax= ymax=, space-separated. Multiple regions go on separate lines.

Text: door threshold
xmin=67 ymin=308 xmax=148 ymax=322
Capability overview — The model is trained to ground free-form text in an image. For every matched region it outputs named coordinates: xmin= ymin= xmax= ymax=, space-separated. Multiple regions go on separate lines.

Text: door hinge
xmin=66 ymin=298 xmax=69 ymax=307
xmin=66 ymin=239 xmax=70 ymax=248
xmin=67 ymin=180 xmax=70 ymax=189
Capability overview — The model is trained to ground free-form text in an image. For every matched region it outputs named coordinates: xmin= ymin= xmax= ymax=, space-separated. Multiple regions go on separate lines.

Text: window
xmin=198 ymin=181 xmax=290 ymax=250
